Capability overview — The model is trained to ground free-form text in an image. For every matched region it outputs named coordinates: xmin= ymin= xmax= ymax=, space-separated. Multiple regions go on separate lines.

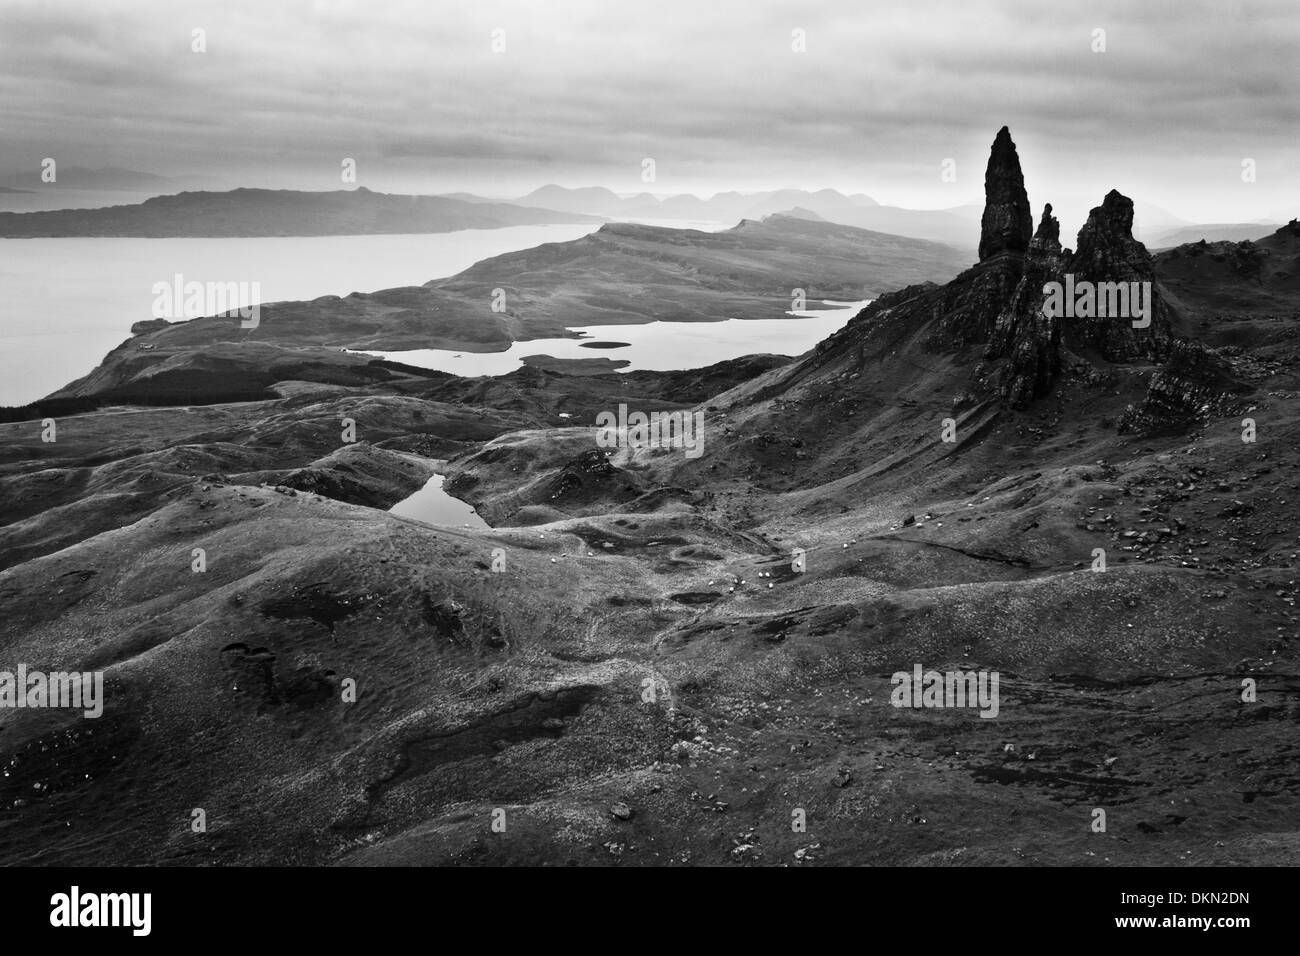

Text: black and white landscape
xmin=1 ymin=0 xmax=1298 ymax=893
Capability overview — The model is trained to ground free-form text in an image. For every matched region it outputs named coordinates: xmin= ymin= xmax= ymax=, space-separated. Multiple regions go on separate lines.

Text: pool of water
xmin=389 ymin=474 xmax=489 ymax=529
xmin=357 ymin=300 xmax=871 ymax=376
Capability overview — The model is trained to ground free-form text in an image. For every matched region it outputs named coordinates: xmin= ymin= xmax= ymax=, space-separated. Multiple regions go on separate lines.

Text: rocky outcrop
xmin=916 ymin=131 xmax=1039 ymax=355
xmin=980 ymin=188 xmax=1185 ymax=407
xmin=1064 ymin=189 xmax=1172 ymax=363
xmin=130 ymin=318 xmax=170 ymax=335
xmin=740 ymin=127 xmax=1256 ymax=425
xmin=1071 ymin=190 xmax=1143 ymax=272
xmin=980 ymin=204 xmax=1065 ymax=406
xmin=1118 ymin=339 xmax=1251 ymax=434
xmin=978 ymin=127 xmax=1034 ymax=262
xmin=1031 ymin=203 xmax=1061 ymax=252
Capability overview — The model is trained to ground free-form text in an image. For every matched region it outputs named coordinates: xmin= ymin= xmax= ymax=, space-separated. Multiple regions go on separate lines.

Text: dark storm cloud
xmin=0 ymin=0 xmax=1296 ymax=221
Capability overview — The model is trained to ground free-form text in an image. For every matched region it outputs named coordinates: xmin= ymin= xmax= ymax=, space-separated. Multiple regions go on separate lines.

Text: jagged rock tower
xmin=978 ymin=126 xmax=1034 ymax=262
xmin=974 ymin=130 xmax=1173 ymax=406
xmin=1064 ymin=189 xmax=1172 ymax=362
xmin=794 ymin=126 xmax=1209 ymax=426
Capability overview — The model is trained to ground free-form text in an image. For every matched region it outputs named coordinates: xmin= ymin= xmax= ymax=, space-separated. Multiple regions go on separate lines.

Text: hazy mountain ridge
xmin=517 ymin=184 xmax=881 ymax=219
xmin=1149 ymin=222 xmax=1285 ymax=248
xmin=510 ymin=183 xmax=1271 ymax=254
xmin=0 ymin=186 xmax=604 ymax=238
xmin=0 ymin=165 xmax=179 ymax=191
xmin=514 ymin=183 xmax=983 ymax=249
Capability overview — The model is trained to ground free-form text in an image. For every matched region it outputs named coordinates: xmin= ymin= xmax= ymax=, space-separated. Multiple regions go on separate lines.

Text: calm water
xmin=358 ymin=301 xmax=871 ymax=376
xmin=0 ymin=224 xmax=601 ymax=405
xmin=390 ymin=474 xmax=489 ymax=529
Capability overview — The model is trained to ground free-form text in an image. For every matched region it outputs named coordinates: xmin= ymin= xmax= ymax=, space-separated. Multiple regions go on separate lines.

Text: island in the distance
xmin=0 ymin=186 xmax=603 ymax=237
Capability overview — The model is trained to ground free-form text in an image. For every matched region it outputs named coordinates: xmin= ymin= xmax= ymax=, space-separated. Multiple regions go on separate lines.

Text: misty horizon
xmin=1 ymin=171 xmax=1288 ymax=248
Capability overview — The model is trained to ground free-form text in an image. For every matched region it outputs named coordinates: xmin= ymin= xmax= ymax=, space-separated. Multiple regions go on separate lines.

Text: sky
xmin=1 ymin=0 xmax=1297 ymax=233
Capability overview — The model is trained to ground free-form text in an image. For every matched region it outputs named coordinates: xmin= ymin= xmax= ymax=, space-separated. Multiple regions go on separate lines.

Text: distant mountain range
xmin=1147 ymin=222 xmax=1290 ymax=248
xmin=493 ymin=184 xmax=1287 ymax=253
xmin=4 ymin=173 xmax=1285 ymax=248
xmin=0 ymin=187 xmax=603 ymax=238
xmin=517 ymin=184 xmax=881 ymax=219
xmin=506 ymin=184 xmax=980 ymax=250
xmin=0 ymin=165 xmax=179 ymax=191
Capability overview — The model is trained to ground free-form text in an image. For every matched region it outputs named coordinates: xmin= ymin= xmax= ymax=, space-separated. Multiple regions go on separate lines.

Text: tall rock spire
xmin=978 ymin=126 xmax=1033 ymax=262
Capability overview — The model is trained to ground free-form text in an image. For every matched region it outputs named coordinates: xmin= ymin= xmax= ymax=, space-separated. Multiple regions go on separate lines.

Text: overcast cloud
xmin=1 ymin=0 xmax=1296 ymax=232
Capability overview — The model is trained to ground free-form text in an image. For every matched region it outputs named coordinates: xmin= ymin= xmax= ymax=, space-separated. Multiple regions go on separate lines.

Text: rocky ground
xmin=1 ymin=129 xmax=1297 ymax=867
